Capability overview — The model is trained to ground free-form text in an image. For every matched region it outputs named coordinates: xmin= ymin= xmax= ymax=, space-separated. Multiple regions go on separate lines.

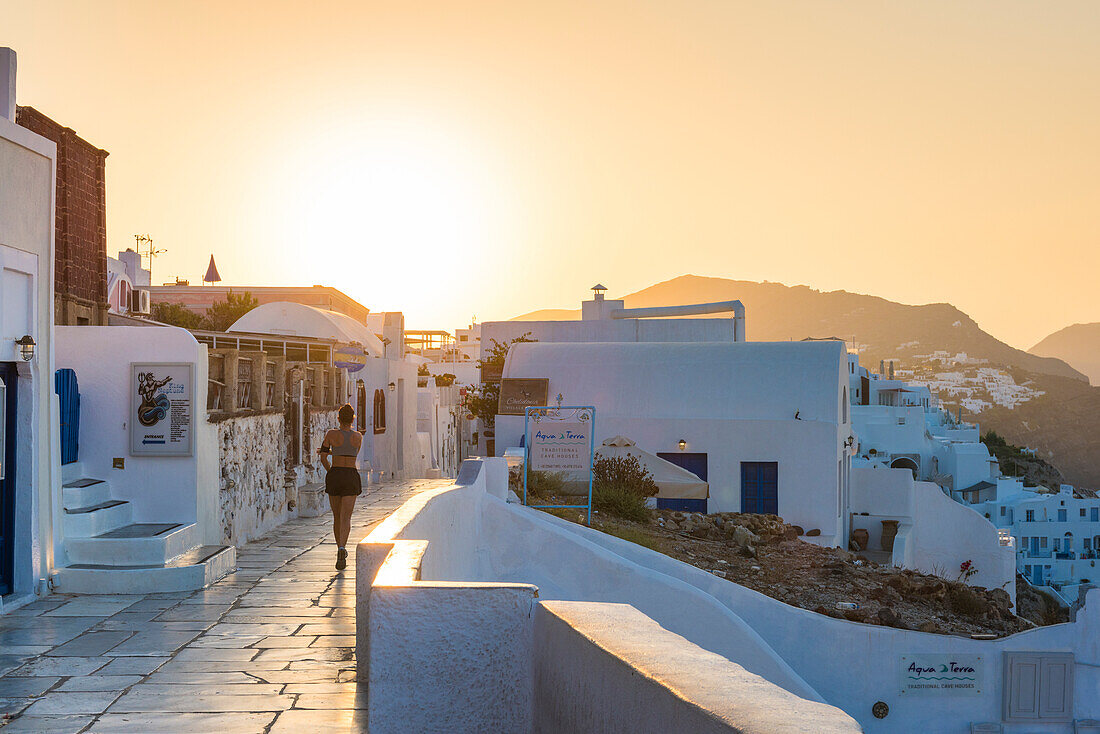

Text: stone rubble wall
xmin=218 ymin=412 xmax=287 ymax=545
xmin=304 ymin=409 xmax=340 ymax=485
xmin=216 ymin=408 xmax=342 ymax=545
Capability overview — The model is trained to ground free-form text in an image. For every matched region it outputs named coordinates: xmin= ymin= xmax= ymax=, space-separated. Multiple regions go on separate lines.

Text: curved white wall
xmin=368 ymin=478 xmax=1100 ymax=732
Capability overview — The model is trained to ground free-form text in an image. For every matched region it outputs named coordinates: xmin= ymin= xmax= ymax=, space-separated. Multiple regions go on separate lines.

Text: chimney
xmin=0 ymin=48 xmax=15 ymax=122
xmin=889 ymin=361 xmax=895 ymax=380
xmin=879 ymin=359 xmax=885 ymax=376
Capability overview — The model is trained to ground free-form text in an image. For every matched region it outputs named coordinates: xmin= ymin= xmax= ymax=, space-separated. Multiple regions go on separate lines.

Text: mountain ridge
xmin=514 ymin=274 xmax=1085 ymax=382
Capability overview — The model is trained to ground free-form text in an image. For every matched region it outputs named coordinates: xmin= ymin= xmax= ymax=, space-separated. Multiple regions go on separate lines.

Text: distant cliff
xmin=1030 ymin=322 xmax=1100 ymax=386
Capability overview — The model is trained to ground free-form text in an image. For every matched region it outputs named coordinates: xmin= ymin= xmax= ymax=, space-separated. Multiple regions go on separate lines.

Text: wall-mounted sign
xmin=498 ymin=378 xmax=550 ymax=416
xmin=131 ymin=363 xmax=194 ymax=456
xmin=899 ymin=655 xmax=982 ymax=695
xmin=480 ymin=362 xmax=503 ymax=383
xmin=333 ymin=342 xmax=366 ymax=373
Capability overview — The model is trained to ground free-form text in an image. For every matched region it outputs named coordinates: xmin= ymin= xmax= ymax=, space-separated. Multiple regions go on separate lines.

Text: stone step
xmin=60 ymin=461 xmax=86 ymax=484
xmin=65 ymin=522 xmax=195 ymax=566
xmin=55 ymin=545 xmax=237 ymax=594
xmin=63 ymin=499 xmax=132 ymax=538
xmin=62 ymin=478 xmax=110 ymax=508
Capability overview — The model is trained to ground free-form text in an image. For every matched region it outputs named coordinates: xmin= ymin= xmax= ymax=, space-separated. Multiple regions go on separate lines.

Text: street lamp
xmin=16 ymin=335 xmax=35 ymax=361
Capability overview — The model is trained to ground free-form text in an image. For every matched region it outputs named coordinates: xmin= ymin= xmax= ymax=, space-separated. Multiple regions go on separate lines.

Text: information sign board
xmin=131 ymin=362 xmax=194 ymax=456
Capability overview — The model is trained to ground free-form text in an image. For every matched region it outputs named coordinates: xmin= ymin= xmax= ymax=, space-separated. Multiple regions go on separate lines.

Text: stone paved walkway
xmin=0 ymin=478 xmax=444 ymax=734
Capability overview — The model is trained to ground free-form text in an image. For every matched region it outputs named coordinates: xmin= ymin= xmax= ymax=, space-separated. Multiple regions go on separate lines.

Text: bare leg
xmin=328 ymin=494 xmax=343 ymax=545
xmin=336 ymin=495 xmax=357 ymax=548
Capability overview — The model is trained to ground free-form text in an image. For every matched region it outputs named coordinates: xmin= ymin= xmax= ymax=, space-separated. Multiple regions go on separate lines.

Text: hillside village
xmin=3 ymin=32 xmax=1100 ymax=734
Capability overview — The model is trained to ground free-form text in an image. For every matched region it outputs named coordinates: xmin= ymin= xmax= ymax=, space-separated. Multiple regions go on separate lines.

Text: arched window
xmin=890 ymin=456 xmax=919 ymax=480
xmin=373 ymin=388 xmax=386 ymax=434
xmin=356 ymin=380 xmax=367 ymax=433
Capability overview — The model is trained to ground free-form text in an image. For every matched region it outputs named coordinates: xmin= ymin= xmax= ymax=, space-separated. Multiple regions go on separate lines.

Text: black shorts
xmin=325 ymin=467 xmax=362 ymax=496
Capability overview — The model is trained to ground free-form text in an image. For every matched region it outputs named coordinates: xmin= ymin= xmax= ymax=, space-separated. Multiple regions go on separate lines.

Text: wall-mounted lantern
xmin=16 ymin=335 xmax=35 ymax=362
xmin=678 ymin=439 xmax=687 ymax=451
xmin=388 ymin=381 xmax=396 ymax=392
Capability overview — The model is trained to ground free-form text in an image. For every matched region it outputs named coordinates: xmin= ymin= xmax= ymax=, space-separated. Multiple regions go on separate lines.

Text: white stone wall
xmin=218 ymin=412 xmax=287 ymax=545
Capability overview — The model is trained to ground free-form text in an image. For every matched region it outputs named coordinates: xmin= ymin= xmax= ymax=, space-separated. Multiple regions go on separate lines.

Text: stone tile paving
xmin=0 ymin=479 xmax=444 ymax=734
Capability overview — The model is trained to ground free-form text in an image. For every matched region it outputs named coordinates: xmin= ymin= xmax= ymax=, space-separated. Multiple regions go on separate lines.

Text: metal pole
xmin=587 ymin=407 xmax=594 ymax=525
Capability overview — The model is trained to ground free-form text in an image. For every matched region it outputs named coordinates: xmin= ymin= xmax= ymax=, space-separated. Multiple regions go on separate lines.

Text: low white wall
xmin=477 ymin=493 xmax=822 ymax=701
xmin=358 ymin=468 xmax=537 ymax=734
xmin=369 ymin=582 xmax=537 ymax=734
xmin=534 ymin=600 xmax=859 ymax=734
xmin=907 ymin=480 xmax=1016 ymax=605
xmin=552 ymin=515 xmax=1100 ymax=733
xmin=56 ymin=326 xmax=220 ymax=543
xmin=357 ymin=469 xmax=858 ymax=733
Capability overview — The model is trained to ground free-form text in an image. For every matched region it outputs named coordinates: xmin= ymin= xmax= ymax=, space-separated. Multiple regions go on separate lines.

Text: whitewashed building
xmin=499 ymin=340 xmax=853 ymax=545
xmin=848 ymin=351 xmax=1000 ymax=495
xmin=976 ymin=481 xmax=1100 ymax=605
xmin=0 ymin=48 xmax=61 ymax=612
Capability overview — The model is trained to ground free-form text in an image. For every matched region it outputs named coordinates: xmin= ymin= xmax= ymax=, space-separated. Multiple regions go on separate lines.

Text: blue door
xmin=0 ymin=363 xmax=17 ymax=596
xmin=1031 ymin=537 xmax=1040 ymax=555
xmin=55 ymin=368 xmax=80 ymax=465
xmin=741 ymin=462 xmax=778 ymax=515
xmin=655 ymin=453 xmax=708 ymax=513
xmin=1032 ymin=565 xmax=1044 ymax=585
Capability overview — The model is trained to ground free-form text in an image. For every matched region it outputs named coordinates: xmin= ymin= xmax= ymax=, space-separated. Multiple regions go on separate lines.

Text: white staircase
xmin=55 ymin=464 xmax=236 ymax=594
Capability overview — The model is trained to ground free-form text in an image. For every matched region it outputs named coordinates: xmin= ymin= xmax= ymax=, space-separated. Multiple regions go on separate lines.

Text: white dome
xmin=228 ymin=302 xmax=385 ymax=358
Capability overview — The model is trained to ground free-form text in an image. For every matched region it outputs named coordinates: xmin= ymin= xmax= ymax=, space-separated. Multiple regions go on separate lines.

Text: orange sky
xmin=3 ymin=0 xmax=1098 ymax=348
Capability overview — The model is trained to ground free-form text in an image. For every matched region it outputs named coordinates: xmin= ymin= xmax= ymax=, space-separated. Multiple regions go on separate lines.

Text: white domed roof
xmin=228 ymin=301 xmax=385 ymax=358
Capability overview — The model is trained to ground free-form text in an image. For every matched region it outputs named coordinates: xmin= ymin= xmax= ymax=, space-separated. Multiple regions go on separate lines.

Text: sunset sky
xmin=2 ymin=1 xmax=1098 ymax=348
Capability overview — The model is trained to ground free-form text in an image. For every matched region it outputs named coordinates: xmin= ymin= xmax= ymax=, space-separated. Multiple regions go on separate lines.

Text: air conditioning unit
xmin=131 ymin=288 xmax=151 ymax=315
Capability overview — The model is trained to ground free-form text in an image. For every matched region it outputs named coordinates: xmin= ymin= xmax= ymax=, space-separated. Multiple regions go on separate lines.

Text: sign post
xmin=130 ymin=362 xmax=194 ymax=456
xmin=523 ymin=404 xmax=595 ymax=524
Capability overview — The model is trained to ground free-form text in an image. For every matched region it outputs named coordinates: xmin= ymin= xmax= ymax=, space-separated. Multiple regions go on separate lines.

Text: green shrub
xmin=593 ymin=454 xmax=659 ymax=497
xmin=592 ymin=454 xmax=657 ymax=522
xmin=524 ymin=469 xmax=565 ymax=499
xmin=593 ymin=484 xmax=652 ymax=523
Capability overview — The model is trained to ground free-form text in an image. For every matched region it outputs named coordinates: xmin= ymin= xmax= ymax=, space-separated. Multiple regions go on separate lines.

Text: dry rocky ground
xmin=550 ymin=507 xmax=1068 ymax=637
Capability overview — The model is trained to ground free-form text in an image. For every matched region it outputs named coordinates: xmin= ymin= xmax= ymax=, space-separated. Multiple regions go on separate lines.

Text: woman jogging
xmin=318 ymin=403 xmax=363 ymax=570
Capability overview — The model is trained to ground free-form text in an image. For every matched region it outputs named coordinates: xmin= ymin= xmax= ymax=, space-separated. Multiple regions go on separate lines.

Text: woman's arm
xmin=318 ymin=430 xmax=333 ymax=471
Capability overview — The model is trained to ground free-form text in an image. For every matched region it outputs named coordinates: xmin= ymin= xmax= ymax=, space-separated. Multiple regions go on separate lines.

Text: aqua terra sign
xmin=899 ymin=654 xmax=982 ymax=695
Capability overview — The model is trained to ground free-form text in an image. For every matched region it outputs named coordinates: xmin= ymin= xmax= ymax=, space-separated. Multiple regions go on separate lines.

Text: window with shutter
xmin=1003 ymin=652 xmax=1074 ymax=723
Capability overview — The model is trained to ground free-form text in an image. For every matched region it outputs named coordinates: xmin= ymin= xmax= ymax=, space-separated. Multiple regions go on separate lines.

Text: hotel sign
xmin=899 ymin=655 xmax=982 ymax=695
xmin=528 ymin=409 xmax=593 ymax=473
xmin=498 ymin=378 xmax=550 ymax=416
xmin=480 ymin=362 xmax=504 ymax=383
xmin=131 ymin=362 xmax=194 ymax=456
